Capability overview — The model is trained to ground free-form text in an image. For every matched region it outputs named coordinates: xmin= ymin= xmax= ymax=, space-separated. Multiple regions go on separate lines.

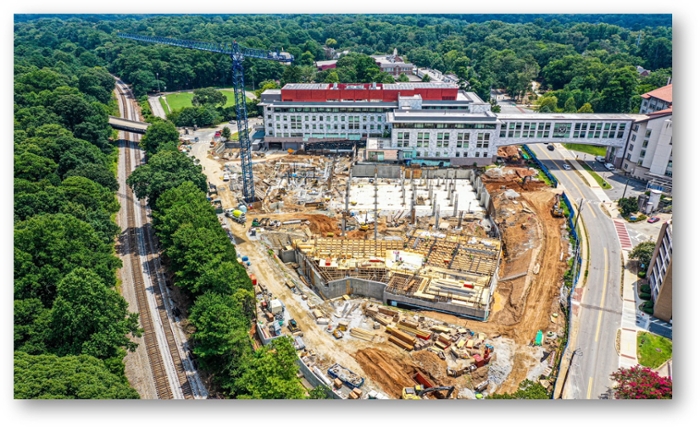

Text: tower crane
xmin=117 ymin=33 xmax=294 ymax=203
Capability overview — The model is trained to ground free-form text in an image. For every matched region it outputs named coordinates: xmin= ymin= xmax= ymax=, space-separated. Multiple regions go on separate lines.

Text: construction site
xmin=190 ymin=138 xmax=572 ymax=399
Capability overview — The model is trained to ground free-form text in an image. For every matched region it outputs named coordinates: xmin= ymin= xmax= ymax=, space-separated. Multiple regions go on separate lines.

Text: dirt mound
xmin=498 ymin=146 xmax=520 ymax=158
xmin=412 ymin=350 xmax=452 ymax=385
xmin=353 ymin=348 xmax=419 ymax=399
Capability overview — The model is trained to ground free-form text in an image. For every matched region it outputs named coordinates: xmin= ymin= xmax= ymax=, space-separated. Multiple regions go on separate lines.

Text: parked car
xmin=595 ymin=156 xmax=605 ymax=163
xmin=647 ymin=216 xmax=661 ymax=223
xmin=604 ymin=163 xmax=615 ymax=171
xmin=547 ymin=145 xmax=555 ymax=151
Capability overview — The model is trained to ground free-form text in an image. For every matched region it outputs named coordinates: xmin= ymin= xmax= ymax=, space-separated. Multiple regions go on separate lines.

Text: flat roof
xmin=496 ymin=113 xmax=647 ymax=121
xmin=389 ymin=110 xmax=497 ymax=122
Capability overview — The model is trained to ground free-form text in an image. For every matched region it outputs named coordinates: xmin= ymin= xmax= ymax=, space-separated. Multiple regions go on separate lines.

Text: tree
xmin=14 ymin=351 xmax=139 ymax=399
xmin=397 ymin=73 xmax=410 ymax=82
xmin=233 ymin=337 xmax=306 ymax=399
xmin=126 ymin=150 xmax=207 ymax=205
xmin=52 ymin=94 xmax=95 ymax=132
xmin=577 ymin=103 xmax=594 ymax=113
xmin=617 ymin=196 xmax=638 ymax=217
xmin=14 ymin=213 xmax=121 ymax=306
xmin=421 ymin=74 xmax=431 ymax=82
xmin=189 ymin=292 xmax=251 ymax=375
xmin=221 ymin=126 xmax=231 ymax=141
xmin=49 ymin=268 xmax=140 ymax=359
xmin=192 ymin=87 xmax=227 ymax=108
xmin=139 ymin=120 xmax=180 ymax=155
xmin=487 ymin=379 xmax=550 ymax=399
xmin=308 ymin=384 xmax=333 ymax=399
xmin=194 ymin=261 xmax=252 ymax=296
xmin=610 ymin=365 xmax=671 ymax=399
xmin=629 ymin=241 xmax=656 ymax=269
xmin=564 ymin=96 xmax=577 ymax=113
xmin=325 ymin=38 xmax=337 ymax=48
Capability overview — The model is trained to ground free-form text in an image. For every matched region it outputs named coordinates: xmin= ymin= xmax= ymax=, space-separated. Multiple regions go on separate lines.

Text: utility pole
xmin=621 ymin=177 xmax=630 ymax=200
xmin=573 ymin=198 xmax=584 ymax=231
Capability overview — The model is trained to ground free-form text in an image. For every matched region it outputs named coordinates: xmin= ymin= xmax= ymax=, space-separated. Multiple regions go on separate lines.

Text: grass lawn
xmin=579 ymin=162 xmax=612 ymax=189
xmin=637 ymin=331 xmax=672 ymax=369
xmin=159 ymin=97 xmax=170 ymax=114
xmin=563 ymin=143 xmax=607 ymax=157
xmin=164 ymin=89 xmax=238 ymax=112
xmin=164 ymin=92 xmax=195 ymax=111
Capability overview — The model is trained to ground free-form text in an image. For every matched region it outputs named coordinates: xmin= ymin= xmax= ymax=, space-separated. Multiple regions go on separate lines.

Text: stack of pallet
xmin=386 ymin=325 xmax=415 ymax=351
xmin=349 ymin=328 xmax=375 ymax=342
xmin=364 ymin=305 xmax=379 ymax=318
xmin=374 ymin=314 xmax=393 ymax=326
xmin=430 ymin=325 xmax=452 ymax=334
xmin=397 ymin=320 xmax=432 ymax=340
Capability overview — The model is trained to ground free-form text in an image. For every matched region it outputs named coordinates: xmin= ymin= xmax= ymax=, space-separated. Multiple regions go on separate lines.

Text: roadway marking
xmin=613 ymin=220 xmax=633 ymax=250
xmin=579 ymin=303 xmax=622 ymax=315
xmin=587 ymin=377 xmax=593 ymax=399
xmin=594 ymin=248 xmax=609 ymax=343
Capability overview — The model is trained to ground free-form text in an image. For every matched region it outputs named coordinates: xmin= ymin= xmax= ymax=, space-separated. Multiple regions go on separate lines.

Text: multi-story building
xmin=611 ymin=84 xmax=672 ymax=193
xmin=371 ymin=49 xmax=414 ymax=77
xmin=647 ymin=220 xmax=672 ymax=322
xmin=259 ymin=82 xmax=646 ymax=166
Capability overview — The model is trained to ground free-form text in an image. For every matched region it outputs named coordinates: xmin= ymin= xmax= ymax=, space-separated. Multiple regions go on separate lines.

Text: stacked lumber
xmin=435 ymin=340 xmax=450 ymax=350
xmin=348 ymin=390 xmax=359 ymax=399
xmin=333 ymin=378 xmax=343 ymax=389
xmin=437 ymin=333 xmax=452 ymax=345
xmin=386 ymin=326 xmax=416 ymax=345
xmin=430 ymin=325 xmax=452 ymax=334
xmin=389 ymin=335 xmax=414 ymax=351
xmin=414 ymin=339 xmax=431 ymax=351
xmin=378 ymin=306 xmax=399 ymax=321
xmin=364 ymin=305 xmax=379 ymax=318
xmin=399 ymin=319 xmax=419 ymax=329
xmin=374 ymin=314 xmax=393 ymax=326
xmin=353 ymin=388 xmax=362 ymax=398
xmin=349 ymin=328 xmax=375 ymax=342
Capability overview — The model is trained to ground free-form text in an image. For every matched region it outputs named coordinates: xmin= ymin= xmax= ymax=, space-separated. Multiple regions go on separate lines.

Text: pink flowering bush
xmin=610 ymin=365 xmax=672 ymax=399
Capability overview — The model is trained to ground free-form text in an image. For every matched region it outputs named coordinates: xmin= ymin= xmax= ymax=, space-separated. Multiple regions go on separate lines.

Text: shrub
xmin=639 ymin=292 xmax=651 ymax=301
xmin=640 ymin=284 xmax=651 ymax=294
xmin=637 ymin=271 xmax=647 ymax=279
xmin=642 ymin=301 xmax=654 ymax=310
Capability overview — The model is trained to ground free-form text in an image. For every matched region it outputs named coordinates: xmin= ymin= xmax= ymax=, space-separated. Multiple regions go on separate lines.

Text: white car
xmin=604 ymin=163 xmax=615 ymax=171
xmin=595 ymin=156 xmax=605 ymax=163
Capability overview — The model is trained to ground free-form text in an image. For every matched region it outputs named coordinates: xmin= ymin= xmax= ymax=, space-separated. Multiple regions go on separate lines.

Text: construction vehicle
xmin=551 ymin=194 xmax=565 ymax=217
xmin=226 ymin=208 xmax=247 ymax=224
xmin=332 ymin=329 xmax=344 ymax=339
xmin=402 ymin=385 xmax=455 ymax=400
xmin=287 ymin=318 xmax=300 ymax=333
xmin=252 ymin=218 xmax=261 ymax=227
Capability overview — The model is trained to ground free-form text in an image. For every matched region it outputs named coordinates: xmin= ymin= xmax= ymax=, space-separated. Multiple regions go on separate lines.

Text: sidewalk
xmin=619 ymin=250 xmax=641 ymax=368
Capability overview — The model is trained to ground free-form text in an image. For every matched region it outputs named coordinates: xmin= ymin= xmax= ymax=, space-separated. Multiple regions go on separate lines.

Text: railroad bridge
xmin=109 ymin=116 xmax=150 ymax=134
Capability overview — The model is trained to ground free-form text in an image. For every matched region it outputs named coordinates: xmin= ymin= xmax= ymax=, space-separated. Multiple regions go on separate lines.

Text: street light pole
xmin=156 ymin=72 xmax=160 ymax=94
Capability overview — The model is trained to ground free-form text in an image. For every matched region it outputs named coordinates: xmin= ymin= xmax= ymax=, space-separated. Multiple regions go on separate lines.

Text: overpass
xmin=108 ymin=116 xmax=151 ymax=134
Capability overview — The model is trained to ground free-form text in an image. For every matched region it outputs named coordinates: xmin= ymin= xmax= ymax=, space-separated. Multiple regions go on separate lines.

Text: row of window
xmin=414 ymin=151 xmax=490 ymax=158
xmin=392 ymin=123 xmax=497 ymax=130
xmin=275 ymin=115 xmax=384 ymax=123
xmin=275 ymin=123 xmax=388 ymax=131
xmin=395 ymin=132 xmax=490 ymax=149
xmin=272 ymin=107 xmax=390 ymax=113
xmin=499 ymin=122 xmax=627 ymax=139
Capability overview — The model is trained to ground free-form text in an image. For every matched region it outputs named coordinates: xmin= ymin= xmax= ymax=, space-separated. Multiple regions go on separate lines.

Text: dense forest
xmin=14 ymin=13 xmax=671 ymax=399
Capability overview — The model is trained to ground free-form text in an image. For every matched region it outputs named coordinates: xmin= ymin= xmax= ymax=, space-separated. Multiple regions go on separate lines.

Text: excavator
xmin=551 ymin=194 xmax=564 ymax=218
xmin=402 ymin=385 xmax=455 ymax=400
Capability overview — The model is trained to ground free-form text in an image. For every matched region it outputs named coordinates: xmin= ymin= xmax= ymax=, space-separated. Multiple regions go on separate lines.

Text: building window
xmin=633 ymin=124 xmax=639 ymax=132
xmin=640 ymin=150 xmax=646 ymax=158
xmin=397 ymin=132 xmax=410 ymax=148
xmin=416 ymin=152 xmax=421 ymax=157
xmin=626 ymin=153 xmax=632 ymax=160
xmin=417 ymin=132 xmax=429 ymax=148
xmin=475 ymin=152 xmax=480 ymax=158
xmin=457 ymin=133 xmax=470 ymax=148
xmin=456 ymin=152 xmax=460 ymax=157
xmin=629 ymin=144 xmax=634 ymax=152
xmin=437 ymin=132 xmax=449 ymax=148
xmin=631 ymin=134 xmax=636 ymax=142
xmin=645 ymin=129 xmax=652 ymax=137
xmin=476 ymin=133 xmax=490 ymax=148
xmin=624 ymin=163 xmax=628 ymax=170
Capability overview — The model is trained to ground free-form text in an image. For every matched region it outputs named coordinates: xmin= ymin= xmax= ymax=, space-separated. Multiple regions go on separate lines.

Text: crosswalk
xmin=613 ymin=220 xmax=633 ymax=250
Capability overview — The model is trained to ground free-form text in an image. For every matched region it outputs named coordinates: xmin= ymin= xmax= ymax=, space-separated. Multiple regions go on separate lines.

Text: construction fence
xmin=521 ymin=145 xmax=558 ymax=188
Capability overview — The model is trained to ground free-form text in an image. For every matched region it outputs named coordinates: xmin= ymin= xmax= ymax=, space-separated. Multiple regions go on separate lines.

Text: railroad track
xmin=116 ymin=80 xmax=196 ymax=399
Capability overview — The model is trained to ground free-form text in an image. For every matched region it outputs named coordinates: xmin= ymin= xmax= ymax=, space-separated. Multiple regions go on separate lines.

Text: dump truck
xmin=327 ymin=363 xmax=364 ymax=389
xmin=551 ymin=194 xmax=565 ymax=218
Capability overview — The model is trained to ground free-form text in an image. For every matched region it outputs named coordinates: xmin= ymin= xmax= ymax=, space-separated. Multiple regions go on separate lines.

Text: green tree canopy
xmin=192 ymin=87 xmax=227 ymax=108
xmin=49 ymin=268 xmax=140 ymax=359
xmin=14 ymin=351 xmax=139 ymax=399
xmin=126 ymin=150 xmax=207 ymax=205
xmin=629 ymin=241 xmax=657 ymax=268
xmin=139 ymin=119 xmax=180 ymax=155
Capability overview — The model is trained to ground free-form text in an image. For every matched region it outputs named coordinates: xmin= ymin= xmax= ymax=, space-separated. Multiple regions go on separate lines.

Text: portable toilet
xmin=535 ymin=330 xmax=543 ymax=346
xmin=270 ymin=299 xmax=283 ymax=314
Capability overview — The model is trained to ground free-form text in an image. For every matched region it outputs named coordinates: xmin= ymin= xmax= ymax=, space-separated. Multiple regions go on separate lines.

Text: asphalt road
xmin=529 ymin=143 xmax=623 ymax=399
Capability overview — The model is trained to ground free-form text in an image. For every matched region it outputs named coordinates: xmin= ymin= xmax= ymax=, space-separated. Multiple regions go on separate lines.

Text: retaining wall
xmin=385 ymin=291 xmax=488 ymax=321
xmin=295 ymin=358 xmax=343 ymax=399
xmin=352 ymin=163 xmax=401 ymax=178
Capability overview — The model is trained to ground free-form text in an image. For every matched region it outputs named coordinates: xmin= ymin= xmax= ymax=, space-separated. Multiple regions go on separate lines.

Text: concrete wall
xmin=278 ymin=249 xmax=297 ymax=263
xmin=325 ymin=277 xmax=387 ymax=301
xmin=296 ymin=358 xmax=343 ymax=399
xmin=419 ymin=168 xmax=474 ymax=179
xmin=385 ymin=291 xmax=487 ymax=321
xmin=352 ymin=163 xmax=401 ymax=178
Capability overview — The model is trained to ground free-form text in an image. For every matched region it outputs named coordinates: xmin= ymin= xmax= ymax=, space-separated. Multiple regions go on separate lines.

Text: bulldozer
xmin=402 ymin=385 xmax=455 ymax=400
xmin=551 ymin=194 xmax=565 ymax=218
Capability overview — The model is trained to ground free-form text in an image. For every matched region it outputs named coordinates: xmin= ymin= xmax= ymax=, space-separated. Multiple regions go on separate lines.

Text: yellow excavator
xmin=402 ymin=385 xmax=455 ymax=400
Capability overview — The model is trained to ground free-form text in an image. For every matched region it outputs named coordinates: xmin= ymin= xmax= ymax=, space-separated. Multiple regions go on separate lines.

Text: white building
xmin=611 ymin=84 xmax=672 ymax=193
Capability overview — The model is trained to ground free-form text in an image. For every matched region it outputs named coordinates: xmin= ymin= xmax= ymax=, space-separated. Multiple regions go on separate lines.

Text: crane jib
xmin=116 ymin=32 xmax=295 ymax=203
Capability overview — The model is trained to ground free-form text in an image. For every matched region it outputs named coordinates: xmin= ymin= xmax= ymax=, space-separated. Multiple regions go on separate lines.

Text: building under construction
xmin=292 ymin=225 xmax=501 ymax=321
